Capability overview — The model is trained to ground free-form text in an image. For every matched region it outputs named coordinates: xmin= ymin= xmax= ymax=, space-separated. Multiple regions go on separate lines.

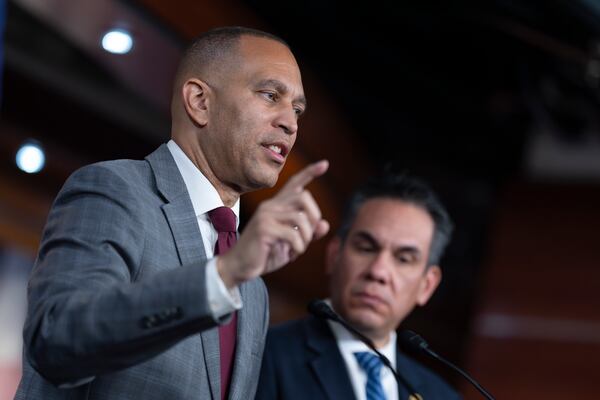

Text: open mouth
xmin=262 ymin=142 xmax=289 ymax=163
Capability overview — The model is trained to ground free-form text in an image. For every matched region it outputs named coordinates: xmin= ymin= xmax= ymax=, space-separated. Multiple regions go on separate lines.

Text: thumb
xmin=313 ymin=219 xmax=330 ymax=241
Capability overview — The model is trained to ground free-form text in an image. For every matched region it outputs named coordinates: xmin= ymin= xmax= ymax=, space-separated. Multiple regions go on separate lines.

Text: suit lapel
xmin=305 ymin=318 xmax=357 ymax=400
xmin=227 ymin=283 xmax=256 ymax=400
xmin=162 ymin=196 xmax=206 ymax=266
xmin=146 ymin=144 xmax=220 ymax=400
xmin=146 ymin=144 xmax=207 ymax=266
xmin=396 ymin=347 xmax=425 ymax=400
xmin=200 ymin=328 xmax=221 ymax=400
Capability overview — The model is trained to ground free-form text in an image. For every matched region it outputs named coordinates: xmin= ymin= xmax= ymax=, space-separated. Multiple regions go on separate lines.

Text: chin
xmin=263 ymin=173 xmax=279 ymax=188
xmin=244 ymin=155 xmax=285 ymax=188
xmin=344 ymin=306 xmax=385 ymax=332
xmin=258 ymin=164 xmax=283 ymax=187
xmin=245 ymin=171 xmax=278 ymax=191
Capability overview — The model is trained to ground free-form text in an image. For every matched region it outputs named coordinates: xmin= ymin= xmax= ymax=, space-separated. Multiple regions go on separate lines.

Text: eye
xmin=260 ymin=91 xmax=278 ymax=102
xmin=357 ymin=244 xmax=373 ymax=252
xmin=294 ymin=106 xmax=305 ymax=116
xmin=352 ymin=239 xmax=375 ymax=253
xmin=396 ymin=252 xmax=417 ymax=264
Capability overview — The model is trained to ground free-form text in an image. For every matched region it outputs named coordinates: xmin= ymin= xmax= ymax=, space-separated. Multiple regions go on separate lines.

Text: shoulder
xmin=49 ymin=158 xmax=156 ymax=230
xmin=65 ymin=158 xmax=151 ymax=190
xmin=261 ymin=317 xmax=322 ymax=375
xmin=265 ymin=317 xmax=310 ymax=349
xmin=268 ymin=317 xmax=311 ymax=338
xmin=266 ymin=316 xmax=334 ymax=353
xmin=57 ymin=158 xmax=155 ymax=208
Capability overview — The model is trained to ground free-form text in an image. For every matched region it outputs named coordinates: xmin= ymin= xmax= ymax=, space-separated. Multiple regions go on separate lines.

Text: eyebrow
xmin=257 ymin=79 xmax=307 ymax=109
xmin=353 ymin=231 xmax=421 ymax=255
xmin=353 ymin=231 xmax=379 ymax=247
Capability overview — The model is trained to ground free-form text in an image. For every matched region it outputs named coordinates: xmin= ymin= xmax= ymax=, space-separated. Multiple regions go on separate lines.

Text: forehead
xmin=349 ymin=198 xmax=435 ymax=249
xmin=234 ymin=36 xmax=304 ymax=89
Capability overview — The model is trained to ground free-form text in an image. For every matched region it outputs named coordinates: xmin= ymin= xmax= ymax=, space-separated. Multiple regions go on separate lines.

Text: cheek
xmin=343 ymin=272 xmax=368 ymax=299
xmin=337 ymin=256 xmax=362 ymax=282
xmin=391 ymin=274 xmax=423 ymax=303
xmin=288 ymin=132 xmax=297 ymax=148
xmin=331 ymin=261 xmax=357 ymax=293
xmin=235 ymin=117 xmax=264 ymax=150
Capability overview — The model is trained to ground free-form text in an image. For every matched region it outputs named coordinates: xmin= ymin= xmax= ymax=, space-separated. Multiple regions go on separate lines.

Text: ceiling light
xmin=16 ymin=142 xmax=45 ymax=174
xmin=101 ymin=29 xmax=133 ymax=54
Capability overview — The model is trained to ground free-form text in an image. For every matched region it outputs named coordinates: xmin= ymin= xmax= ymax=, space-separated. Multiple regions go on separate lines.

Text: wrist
xmin=216 ymin=254 xmax=240 ymax=288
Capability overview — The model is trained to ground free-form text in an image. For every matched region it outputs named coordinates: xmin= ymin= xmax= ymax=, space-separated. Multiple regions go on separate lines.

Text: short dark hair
xmin=337 ymin=174 xmax=454 ymax=266
xmin=175 ymin=26 xmax=289 ymax=84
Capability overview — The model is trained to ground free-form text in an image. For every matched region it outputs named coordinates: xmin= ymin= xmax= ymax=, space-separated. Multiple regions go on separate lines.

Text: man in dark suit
xmin=256 ymin=174 xmax=461 ymax=400
xmin=15 ymin=26 xmax=329 ymax=400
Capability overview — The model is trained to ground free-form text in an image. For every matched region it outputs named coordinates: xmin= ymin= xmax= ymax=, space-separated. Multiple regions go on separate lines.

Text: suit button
xmin=173 ymin=307 xmax=183 ymax=319
xmin=158 ymin=310 xmax=170 ymax=321
xmin=141 ymin=315 xmax=157 ymax=329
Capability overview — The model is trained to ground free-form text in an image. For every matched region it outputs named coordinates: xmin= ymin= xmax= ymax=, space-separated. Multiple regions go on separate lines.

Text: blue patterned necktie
xmin=354 ymin=351 xmax=387 ymax=400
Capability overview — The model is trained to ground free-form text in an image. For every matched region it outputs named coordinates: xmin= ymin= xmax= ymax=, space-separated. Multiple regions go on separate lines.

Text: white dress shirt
xmin=327 ymin=302 xmax=398 ymax=400
xmin=167 ymin=140 xmax=242 ymax=318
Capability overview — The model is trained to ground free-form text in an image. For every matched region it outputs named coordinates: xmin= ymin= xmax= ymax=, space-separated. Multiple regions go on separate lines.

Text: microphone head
xmin=307 ymin=299 xmax=339 ymax=321
xmin=398 ymin=329 xmax=429 ymax=353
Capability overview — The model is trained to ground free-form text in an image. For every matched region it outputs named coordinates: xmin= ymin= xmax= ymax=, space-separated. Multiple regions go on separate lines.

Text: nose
xmin=365 ymin=251 xmax=391 ymax=284
xmin=274 ymin=104 xmax=298 ymax=135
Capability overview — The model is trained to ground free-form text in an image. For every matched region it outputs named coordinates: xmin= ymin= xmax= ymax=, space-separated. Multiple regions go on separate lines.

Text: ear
xmin=325 ymin=237 xmax=342 ymax=275
xmin=181 ymin=78 xmax=210 ymax=127
xmin=416 ymin=265 xmax=442 ymax=306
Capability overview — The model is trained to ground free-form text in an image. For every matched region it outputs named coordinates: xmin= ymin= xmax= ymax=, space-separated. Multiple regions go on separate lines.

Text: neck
xmin=369 ymin=333 xmax=391 ymax=349
xmin=173 ymin=137 xmax=240 ymax=207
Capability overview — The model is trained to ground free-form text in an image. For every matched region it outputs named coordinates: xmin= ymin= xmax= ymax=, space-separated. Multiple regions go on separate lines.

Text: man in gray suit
xmin=15 ymin=26 xmax=328 ymax=400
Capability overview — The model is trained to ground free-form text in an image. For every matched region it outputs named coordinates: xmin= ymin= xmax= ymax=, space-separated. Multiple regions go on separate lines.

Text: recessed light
xmin=16 ymin=142 xmax=45 ymax=174
xmin=101 ymin=29 xmax=133 ymax=54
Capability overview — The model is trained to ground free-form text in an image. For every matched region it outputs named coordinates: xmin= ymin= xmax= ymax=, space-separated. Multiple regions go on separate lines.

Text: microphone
xmin=399 ymin=330 xmax=495 ymax=400
xmin=307 ymin=299 xmax=419 ymax=397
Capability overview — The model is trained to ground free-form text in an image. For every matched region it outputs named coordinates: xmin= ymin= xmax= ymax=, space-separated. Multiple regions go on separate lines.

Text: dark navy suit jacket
xmin=256 ymin=316 xmax=462 ymax=400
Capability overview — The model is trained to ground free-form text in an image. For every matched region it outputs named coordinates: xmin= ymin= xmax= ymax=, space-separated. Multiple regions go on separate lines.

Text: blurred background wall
xmin=1 ymin=0 xmax=600 ymax=398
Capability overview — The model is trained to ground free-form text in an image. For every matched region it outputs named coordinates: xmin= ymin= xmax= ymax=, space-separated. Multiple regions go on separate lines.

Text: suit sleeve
xmin=23 ymin=164 xmax=221 ymax=386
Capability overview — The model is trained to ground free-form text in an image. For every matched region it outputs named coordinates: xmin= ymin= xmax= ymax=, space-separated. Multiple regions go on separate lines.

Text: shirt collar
xmin=167 ymin=140 xmax=240 ymax=226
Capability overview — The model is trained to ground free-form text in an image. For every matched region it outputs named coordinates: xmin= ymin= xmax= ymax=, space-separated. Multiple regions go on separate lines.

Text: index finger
xmin=279 ymin=160 xmax=329 ymax=195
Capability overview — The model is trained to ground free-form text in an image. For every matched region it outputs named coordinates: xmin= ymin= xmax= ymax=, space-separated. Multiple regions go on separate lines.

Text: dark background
xmin=2 ymin=1 xmax=600 ymax=398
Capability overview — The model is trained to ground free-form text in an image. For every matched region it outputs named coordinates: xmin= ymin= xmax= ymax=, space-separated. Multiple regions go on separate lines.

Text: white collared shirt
xmin=167 ymin=140 xmax=242 ymax=317
xmin=327 ymin=303 xmax=399 ymax=400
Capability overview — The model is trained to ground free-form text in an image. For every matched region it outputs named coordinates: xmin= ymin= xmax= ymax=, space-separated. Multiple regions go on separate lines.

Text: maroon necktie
xmin=208 ymin=206 xmax=238 ymax=400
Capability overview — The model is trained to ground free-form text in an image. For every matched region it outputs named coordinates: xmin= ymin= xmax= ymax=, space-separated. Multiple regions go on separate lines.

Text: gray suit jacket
xmin=14 ymin=144 xmax=269 ymax=400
